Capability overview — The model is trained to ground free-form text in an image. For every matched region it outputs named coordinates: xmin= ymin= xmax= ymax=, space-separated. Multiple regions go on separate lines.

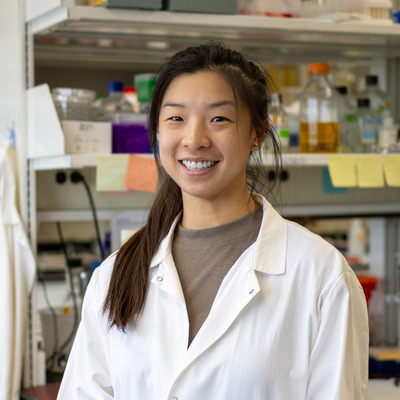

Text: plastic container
xmin=357 ymin=98 xmax=378 ymax=152
xmin=357 ymin=275 xmax=378 ymax=308
xmin=52 ymin=88 xmax=96 ymax=121
xmin=112 ymin=113 xmax=150 ymax=153
xmin=347 ymin=218 xmax=367 ymax=262
xmin=300 ymin=0 xmax=366 ymax=20
xmin=335 ymin=86 xmax=361 ymax=152
xmin=99 ymin=81 xmax=133 ymax=121
xmin=134 ymin=73 xmax=156 ymax=113
xmin=299 ymin=63 xmax=341 ymax=153
xmin=268 ymin=93 xmax=290 ymax=152
xmin=361 ymin=0 xmax=393 ymax=21
xmin=378 ymin=109 xmax=398 ymax=151
xmin=123 ymin=86 xmax=140 ymax=113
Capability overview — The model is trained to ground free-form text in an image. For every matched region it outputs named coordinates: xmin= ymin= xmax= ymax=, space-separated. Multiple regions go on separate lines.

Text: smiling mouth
xmin=181 ymin=160 xmax=218 ymax=171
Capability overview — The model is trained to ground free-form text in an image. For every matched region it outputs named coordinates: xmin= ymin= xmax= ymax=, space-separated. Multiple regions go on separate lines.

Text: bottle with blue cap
xmin=99 ymin=81 xmax=133 ymax=121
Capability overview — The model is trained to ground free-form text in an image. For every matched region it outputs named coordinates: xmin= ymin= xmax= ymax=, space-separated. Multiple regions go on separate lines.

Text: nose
xmin=181 ymin=119 xmax=210 ymax=150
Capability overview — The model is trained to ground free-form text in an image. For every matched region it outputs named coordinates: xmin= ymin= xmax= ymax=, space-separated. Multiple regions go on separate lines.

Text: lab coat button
xmin=157 ymin=276 xmax=163 ymax=282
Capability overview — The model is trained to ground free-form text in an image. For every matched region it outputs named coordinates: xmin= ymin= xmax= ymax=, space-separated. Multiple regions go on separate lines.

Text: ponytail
xmin=103 ymin=176 xmax=182 ymax=330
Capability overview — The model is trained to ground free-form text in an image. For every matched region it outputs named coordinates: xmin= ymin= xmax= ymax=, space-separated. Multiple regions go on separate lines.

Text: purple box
xmin=112 ymin=114 xmax=150 ymax=154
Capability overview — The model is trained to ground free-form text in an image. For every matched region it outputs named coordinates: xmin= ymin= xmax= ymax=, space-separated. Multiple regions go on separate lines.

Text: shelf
xmin=268 ymin=153 xmax=400 ymax=166
xmin=30 ymin=153 xmax=156 ymax=171
xmin=30 ymin=154 xmax=100 ymax=171
xmin=30 ymin=152 xmax=399 ymax=171
xmin=29 ymin=6 xmax=400 ymax=66
xmin=36 ymin=201 xmax=400 ymax=221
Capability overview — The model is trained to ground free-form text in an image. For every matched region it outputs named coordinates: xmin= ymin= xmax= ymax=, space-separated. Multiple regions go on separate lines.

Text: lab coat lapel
xmin=151 ymin=250 xmax=186 ymax=306
xmin=183 ymin=250 xmax=260 ymax=368
xmin=150 ymin=214 xmax=186 ymax=306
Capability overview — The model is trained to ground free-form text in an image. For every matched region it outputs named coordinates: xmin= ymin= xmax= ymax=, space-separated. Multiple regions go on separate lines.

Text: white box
xmin=62 ymin=120 xmax=112 ymax=155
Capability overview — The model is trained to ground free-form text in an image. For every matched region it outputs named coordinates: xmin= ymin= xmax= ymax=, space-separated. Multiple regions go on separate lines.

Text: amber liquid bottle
xmin=299 ymin=122 xmax=340 ymax=153
xmin=299 ymin=63 xmax=341 ymax=153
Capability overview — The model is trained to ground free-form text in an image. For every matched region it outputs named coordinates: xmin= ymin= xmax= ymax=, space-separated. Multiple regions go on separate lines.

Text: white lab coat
xmin=0 ymin=145 xmax=35 ymax=400
xmin=58 ymin=195 xmax=369 ymax=400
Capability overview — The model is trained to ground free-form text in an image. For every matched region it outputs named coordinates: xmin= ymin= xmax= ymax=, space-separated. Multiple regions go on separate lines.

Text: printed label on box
xmin=62 ymin=120 xmax=112 ymax=155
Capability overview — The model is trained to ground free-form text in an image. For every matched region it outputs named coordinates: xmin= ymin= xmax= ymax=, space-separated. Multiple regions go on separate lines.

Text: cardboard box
xmin=62 ymin=120 xmax=112 ymax=155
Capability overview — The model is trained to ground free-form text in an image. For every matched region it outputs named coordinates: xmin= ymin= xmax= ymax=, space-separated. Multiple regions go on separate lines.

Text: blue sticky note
xmin=322 ymin=167 xmax=347 ymax=194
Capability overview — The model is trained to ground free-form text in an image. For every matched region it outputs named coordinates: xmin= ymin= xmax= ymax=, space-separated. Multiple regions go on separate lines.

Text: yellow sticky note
xmin=383 ymin=155 xmax=400 ymax=187
xmin=356 ymin=156 xmax=384 ymax=188
xmin=327 ymin=156 xmax=357 ymax=187
xmin=124 ymin=154 xmax=158 ymax=193
xmin=96 ymin=155 xmax=129 ymax=191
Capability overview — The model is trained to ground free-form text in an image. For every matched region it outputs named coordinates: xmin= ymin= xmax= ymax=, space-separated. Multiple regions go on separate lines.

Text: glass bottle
xmin=357 ymin=75 xmax=390 ymax=126
xmin=357 ymin=98 xmax=378 ymax=152
xmin=299 ymin=63 xmax=340 ymax=153
xmin=268 ymin=93 xmax=290 ymax=152
xmin=335 ymin=86 xmax=361 ymax=152
xmin=99 ymin=81 xmax=133 ymax=121
xmin=378 ymin=109 xmax=398 ymax=152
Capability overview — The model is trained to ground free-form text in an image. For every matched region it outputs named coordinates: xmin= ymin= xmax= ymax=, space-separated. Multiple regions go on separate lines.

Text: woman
xmin=58 ymin=43 xmax=368 ymax=399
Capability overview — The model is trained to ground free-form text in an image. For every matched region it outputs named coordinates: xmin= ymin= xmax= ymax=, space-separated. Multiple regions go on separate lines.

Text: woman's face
xmin=158 ymin=71 xmax=258 ymax=205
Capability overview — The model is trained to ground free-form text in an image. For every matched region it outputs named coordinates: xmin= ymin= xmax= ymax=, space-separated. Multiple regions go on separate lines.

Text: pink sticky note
xmin=124 ymin=155 xmax=158 ymax=192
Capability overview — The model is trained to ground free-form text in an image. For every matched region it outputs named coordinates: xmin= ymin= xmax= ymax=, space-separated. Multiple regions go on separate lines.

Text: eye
xmin=169 ymin=116 xmax=183 ymax=122
xmin=211 ymin=116 xmax=229 ymax=122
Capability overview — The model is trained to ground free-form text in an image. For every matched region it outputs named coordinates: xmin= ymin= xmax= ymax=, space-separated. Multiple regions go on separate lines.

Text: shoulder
xmin=287 ymin=220 xmax=338 ymax=257
xmin=285 ymin=220 xmax=362 ymax=297
xmin=92 ymin=251 xmax=118 ymax=287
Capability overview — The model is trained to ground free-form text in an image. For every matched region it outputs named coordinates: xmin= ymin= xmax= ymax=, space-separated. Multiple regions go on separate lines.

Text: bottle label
xmin=345 ymin=114 xmax=357 ymax=123
xmin=361 ymin=130 xmax=377 ymax=143
xmin=279 ymin=129 xmax=290 ymax=138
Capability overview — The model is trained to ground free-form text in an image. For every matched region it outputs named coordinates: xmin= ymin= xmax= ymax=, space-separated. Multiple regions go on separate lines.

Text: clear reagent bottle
xmin=299 ymin=63 xmax=341 ymax=153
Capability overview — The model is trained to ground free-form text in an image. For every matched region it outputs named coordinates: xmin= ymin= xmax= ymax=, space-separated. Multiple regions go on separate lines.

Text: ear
xmin=250 ymin=127 xmax=268 ymax=152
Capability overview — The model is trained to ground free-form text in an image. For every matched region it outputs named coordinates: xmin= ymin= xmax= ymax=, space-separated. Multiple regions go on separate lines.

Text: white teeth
xmin=182 ymin=160 xmax=216 ymax=171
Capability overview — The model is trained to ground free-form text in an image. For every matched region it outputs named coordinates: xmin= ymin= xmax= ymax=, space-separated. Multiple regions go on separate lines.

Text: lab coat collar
xmin=150 ymin=194 xmax=287 ymax=275
xmin=251 ymin=194 xmax=287 ymax=275
xmin=150 ymin=212 xmax=182 ymax=268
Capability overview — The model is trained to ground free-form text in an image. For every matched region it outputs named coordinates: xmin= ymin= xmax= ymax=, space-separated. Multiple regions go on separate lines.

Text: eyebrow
xmin=162 ymin=100 xmax=235 ymax=109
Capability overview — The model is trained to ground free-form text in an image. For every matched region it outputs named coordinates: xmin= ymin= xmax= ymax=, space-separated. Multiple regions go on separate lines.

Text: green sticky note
xmin=96 ymin=155 xmax=129 ymax=191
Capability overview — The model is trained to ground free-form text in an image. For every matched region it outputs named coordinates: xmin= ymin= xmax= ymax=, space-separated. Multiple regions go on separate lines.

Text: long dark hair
xmin=103 ymin=42 xmax=281 ymax=330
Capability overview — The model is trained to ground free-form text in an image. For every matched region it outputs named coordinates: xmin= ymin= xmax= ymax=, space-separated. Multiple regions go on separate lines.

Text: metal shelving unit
xmin=29 ymin=6 xmax=400 ymax=66
xmin=30 ymin=151 xmax=400 ymax=169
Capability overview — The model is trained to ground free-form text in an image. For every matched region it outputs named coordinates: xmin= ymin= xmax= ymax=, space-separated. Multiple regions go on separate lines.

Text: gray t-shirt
xmin=172 ymin=206 xmax=263 ymax=346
